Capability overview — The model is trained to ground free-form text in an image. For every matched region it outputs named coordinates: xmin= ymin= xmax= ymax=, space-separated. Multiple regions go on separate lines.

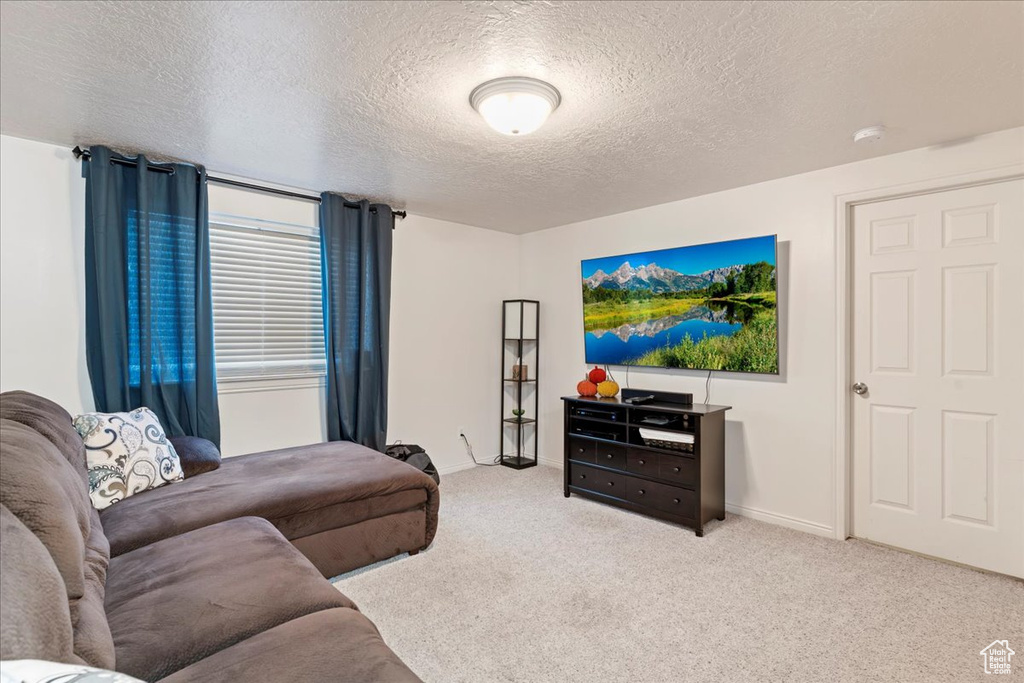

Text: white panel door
xmin=852 ymin=179 xmax=1024 ymax=577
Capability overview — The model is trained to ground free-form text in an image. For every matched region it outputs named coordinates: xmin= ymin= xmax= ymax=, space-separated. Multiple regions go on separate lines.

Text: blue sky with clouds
xmin=581 ymin=234 xmax=776 ymax=279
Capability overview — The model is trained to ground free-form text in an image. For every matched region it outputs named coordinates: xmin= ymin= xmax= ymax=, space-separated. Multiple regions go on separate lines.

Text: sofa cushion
xmin=104 ymin=516 xmax=355 ymax=682
xmin=0 ymin=505 xmax=76 ymax=664
xmin=73 ymin=408 xmax=184 ymax=510
xmin=0 ymin=391 xmax=89 ymax=483
xmin=155 ymin=608 xmax=422 ymax=683
xmin=0 ymin=419 xmax=90 ymax=599
xmin=0 ymin=409 xmax=115 ymax=670
xmin=168 ymin=435 xmax=221 ymax=477
xmin=100 ymin=441 xmax=440 ymax=557
xmin=69 ymin=507 xmax=116 ymax=670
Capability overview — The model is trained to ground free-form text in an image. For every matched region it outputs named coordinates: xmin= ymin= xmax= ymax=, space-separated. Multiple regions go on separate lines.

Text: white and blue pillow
xmin=72 ymin=408 xmax=184 ymax=510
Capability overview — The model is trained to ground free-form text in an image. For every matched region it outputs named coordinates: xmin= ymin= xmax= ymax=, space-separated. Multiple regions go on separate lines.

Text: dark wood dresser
xmin=561 ymin=390 xmax=730 ymax=536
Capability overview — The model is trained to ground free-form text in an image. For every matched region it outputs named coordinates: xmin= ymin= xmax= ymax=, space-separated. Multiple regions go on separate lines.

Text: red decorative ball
xmin=588 ymin=366 xmax=607 ymax=384
xmin=577 ymin=378 xmax=598 ymax=397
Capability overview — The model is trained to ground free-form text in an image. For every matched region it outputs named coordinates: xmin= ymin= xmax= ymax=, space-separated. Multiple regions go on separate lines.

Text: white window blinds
xmin=209 ymin=217 xmax=326 ymax=379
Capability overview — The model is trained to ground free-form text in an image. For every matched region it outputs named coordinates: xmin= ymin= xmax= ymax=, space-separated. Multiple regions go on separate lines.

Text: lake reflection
xmin=585 ymin=303 xmax=743 ymax=365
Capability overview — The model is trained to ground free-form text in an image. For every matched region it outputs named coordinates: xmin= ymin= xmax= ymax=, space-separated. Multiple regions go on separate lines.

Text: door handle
xmin=852 ymin=382 xmax=868 ymax=395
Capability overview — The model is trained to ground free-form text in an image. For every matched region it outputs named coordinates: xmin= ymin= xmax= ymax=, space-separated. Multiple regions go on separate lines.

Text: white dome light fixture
xmin=470 ymin=77 xmax=561 ymax=136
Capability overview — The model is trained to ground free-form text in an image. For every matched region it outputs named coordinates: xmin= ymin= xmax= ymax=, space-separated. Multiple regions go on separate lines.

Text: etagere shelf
xmin=500 ymin=300 xmax=539 ymax=469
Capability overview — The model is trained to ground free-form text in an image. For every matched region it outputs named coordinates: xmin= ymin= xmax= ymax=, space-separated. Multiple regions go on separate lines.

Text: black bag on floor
xmin=384 ymin=443 xmax=440 ymax=485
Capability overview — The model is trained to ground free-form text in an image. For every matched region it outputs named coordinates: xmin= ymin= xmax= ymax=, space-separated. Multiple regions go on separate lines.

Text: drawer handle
xmin=638 ymin=459 xmax=646 ymax=465
xmin=607 ymin=481 xmax=615 ymax=487
xmin=673 ymin=467 xmax=680 ymax=473
xmin=578 ymin=447 xmax=585 ymax=453
xmin=579 ymin=474 xmax=587 ymax=480
xmin=605 ymin=453 xmax=614 ymax=459
xmin=673 ymin=498 xmax=680 ymax=504
xmin=638 ymin=489 xmax=646 ymax=496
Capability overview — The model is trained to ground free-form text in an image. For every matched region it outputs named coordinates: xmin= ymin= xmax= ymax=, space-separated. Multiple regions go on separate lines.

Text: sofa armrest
xmin=168 ymin=436 xmax=221 ymax=477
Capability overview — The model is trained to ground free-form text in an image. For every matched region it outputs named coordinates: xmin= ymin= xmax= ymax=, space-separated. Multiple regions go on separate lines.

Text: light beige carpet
xmin=333 ymin=465 xmax=1022 ymax=683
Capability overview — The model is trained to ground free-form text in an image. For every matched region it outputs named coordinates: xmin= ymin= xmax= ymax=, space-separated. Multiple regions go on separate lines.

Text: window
xmin=127 ymin=209 xmax=197 ymax=385
xmin=209 ymin=215 xmax=325 ymax=380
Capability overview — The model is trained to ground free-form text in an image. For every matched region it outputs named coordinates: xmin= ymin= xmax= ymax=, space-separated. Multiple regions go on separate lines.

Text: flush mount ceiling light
xmin=470 ymin=77 xmax=561 ymax=136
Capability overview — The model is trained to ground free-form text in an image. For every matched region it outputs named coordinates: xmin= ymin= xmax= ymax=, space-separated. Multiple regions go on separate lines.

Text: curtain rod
xmin=71 ymin=146 xmax=406 ymax=220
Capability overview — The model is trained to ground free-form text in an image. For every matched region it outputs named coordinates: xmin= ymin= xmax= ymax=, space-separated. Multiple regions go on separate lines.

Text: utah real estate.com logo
xmin=980 ymin=640 xmax=1014 ymax=675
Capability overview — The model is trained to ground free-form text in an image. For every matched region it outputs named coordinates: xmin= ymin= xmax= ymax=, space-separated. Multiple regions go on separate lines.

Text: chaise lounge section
xmin=1 ymin=390 xmax=440 ymax=578
xmin=0 ymin=390 xmax=437 ymax=681
xmin=100 ymin=439 xmax=439 ymax=577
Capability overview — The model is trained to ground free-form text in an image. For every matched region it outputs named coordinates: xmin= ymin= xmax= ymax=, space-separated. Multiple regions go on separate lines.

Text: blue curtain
xmin=320 ymin=193 xmax=393 ymax=451
xmin=83 ymin=146 xmax=220 ymax=446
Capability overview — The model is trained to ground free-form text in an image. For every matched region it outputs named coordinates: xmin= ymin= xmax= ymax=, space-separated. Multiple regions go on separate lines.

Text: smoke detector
xmin=853 ymin=125 xmax=886 ymax=144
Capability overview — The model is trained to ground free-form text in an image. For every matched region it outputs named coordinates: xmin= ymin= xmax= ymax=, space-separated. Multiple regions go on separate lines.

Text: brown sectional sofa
xmin=0 ymin=391 xmax=438 ymax=681
xmin=100 ymin=440 xmax=439 ymax=577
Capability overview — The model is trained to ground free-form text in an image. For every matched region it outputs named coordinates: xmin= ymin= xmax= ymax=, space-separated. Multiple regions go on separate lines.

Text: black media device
xmin=621 ymin=388 xmax=693 ymax=405
xmin=571 ymin=425 xmax=620 ymax=441
xmin=572 ymin=406 xmax=621 ymax=421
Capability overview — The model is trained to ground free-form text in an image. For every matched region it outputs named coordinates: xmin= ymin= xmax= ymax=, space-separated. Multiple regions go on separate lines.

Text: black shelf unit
xmin=500 ymin=300 xmax=539 ymax=469
xmin=561 ymin=389 xmax=730 ymax=536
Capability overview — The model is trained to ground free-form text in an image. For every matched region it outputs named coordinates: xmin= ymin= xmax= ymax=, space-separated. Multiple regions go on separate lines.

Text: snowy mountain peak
xmin=583 ymin=261 xmax=748 ymax=293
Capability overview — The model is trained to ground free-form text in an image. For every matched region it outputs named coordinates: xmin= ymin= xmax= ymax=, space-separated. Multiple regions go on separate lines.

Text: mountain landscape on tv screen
xmin=581 ymin=236 xmax=779 ymax=373
xmin=583 ymin=262 xmax=746 ymax=292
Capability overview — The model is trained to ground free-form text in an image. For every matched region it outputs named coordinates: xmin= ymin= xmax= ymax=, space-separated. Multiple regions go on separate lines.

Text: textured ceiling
xmin=1 ymin=1 xmax=1022 ymax=233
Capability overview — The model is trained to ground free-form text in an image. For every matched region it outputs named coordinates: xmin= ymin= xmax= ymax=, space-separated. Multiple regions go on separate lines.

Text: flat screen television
xmin=580 ymin=235 xmax=779 ymax=374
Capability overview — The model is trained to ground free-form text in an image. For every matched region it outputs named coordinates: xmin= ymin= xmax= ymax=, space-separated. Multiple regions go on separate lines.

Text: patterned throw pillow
xmin=72 ymin=408 xmax=184 ymax=510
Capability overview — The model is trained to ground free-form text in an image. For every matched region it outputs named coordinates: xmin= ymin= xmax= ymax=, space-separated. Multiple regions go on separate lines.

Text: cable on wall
xmin=461 ymin=433 xmax=500 ymax=466
xmin=704 ymin=370 xmax=713 ymax=405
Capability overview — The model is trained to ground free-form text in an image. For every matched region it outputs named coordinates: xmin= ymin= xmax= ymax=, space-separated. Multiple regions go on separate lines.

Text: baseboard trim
xmin=521 ymin=457 xmax=832 ymax=537
xmin=437 ymin=460 xmax=478 ymax=476
xmin=725 ymin=502 xmax=833 ymax=538
xmin=438 ymin=457 xmax=562 ymax=474
xmin=444 ymin=458 xmax=829 ymax=539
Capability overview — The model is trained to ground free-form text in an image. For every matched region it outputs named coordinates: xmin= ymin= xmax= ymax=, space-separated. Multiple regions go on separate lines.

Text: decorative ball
xmin=597 ymin=379 xmax=619 ymax=397
xmin=588 ymin=366 xmax=607 ymax=384
xmin=577 ymin=378 xmax=598 ymax=397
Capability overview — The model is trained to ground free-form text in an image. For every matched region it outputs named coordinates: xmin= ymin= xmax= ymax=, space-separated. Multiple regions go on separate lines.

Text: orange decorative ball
xmin=588 ymin=366 xmax=607 ymax=384
xmin=597 ymin=379 xmax=620 ymax=397
xmin=577 ymin=377 xmax=598 ymax=397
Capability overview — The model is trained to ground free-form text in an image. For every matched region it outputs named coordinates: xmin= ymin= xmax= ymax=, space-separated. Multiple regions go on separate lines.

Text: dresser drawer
xmin=658 ymin=454 xmax=696 ymax=486
xmin=569 ymin=463 xmax=626 ymax=498
xmin=594 ymin=442 xmax=627 ymax=470
xmin=626 ymin=478 xmax=695 ymax=519
xmin=625 ymin=450 xmax=658 ymax=476
xmin=567 ymin=437 xmax=595 ymax=463
xmin=650 ymin=481 xmax=696 ymax=518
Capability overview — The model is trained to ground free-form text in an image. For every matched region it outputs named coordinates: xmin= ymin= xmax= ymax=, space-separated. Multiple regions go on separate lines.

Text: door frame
xmin=832 ymin=164 xmax=1024 ymax=541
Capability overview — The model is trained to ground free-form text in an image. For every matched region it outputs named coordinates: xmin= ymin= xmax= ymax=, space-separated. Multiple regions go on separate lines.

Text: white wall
xmin=0 ymin=137 xmax=91 ymax=414
xmin=0 ymin=136 xmax=519 ymax=473
xmin=388 ymin=215 xmax=520 ymax=471
xmin=520 ymin=126 xmax=1024 ymax=536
